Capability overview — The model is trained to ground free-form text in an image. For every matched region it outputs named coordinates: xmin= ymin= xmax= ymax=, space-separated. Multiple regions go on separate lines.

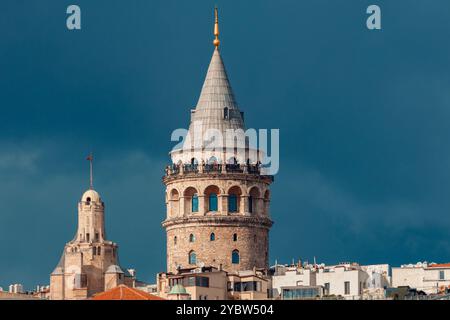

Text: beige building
xmin=50 ymin=168 xmax=134 ymax=300
xmin=158 ymin=266 xmax=228 ymax=300
xmin=162 ymin=9 xmax=273 ymax=275
xmin=227 ymin=269 xmax=270 ymax=300
xmin=157 ymin=265 xmax=269 ymax=300
xmin=392 ymin=262 xmax=450 ymax=295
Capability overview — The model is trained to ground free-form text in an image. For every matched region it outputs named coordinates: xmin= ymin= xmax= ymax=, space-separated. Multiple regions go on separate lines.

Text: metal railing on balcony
xmin=204 ymin=164 xmax=222 ymax=173
xmin=164 ymin=162 xmax=264 ymax=177
xmin=226 ymin=164 xmax=243 ymax=173
xmin=184 ymin=164 xmax=199 ymax=173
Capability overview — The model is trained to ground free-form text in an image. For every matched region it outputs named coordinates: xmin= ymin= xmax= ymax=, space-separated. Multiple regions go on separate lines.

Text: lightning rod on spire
xmin=213 ymin=7 xmax=220 ymax=48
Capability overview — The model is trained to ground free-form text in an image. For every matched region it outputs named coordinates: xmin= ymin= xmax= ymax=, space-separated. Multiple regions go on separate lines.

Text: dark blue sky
xmin=1 ymin=0 xmax=450 ymax=289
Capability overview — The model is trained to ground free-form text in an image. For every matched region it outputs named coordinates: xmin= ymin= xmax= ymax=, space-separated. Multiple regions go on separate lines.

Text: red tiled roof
xmin=92 ymin=285 xmax=165 ymax=300
xmin=429 ymin=263 xmax=450 ymax=268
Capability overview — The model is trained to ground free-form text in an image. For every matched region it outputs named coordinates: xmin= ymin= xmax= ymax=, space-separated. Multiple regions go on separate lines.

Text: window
xmin=97 ymin=247 xmax=101 ymax=255
xmin=248 ymin=196 xmax=253 ymax=213
xmin=189 ymin=234 xmax=195 ymax=242
xmin=174 ymin=236 xmax=177 ymax=245
xmin=189 ymin=251 xmax=197 ymax=265
xmin=224 ymin=107 xmax=229 ymax=119
xmin=86 ymin=197 xmax=91 ymax=203
xmin=169 ymin=278 xmax=182 ymax=287
xmin=232 ymin=250 xmax=240 ymax=264
xmin=95 ymin=233 xmax=99 ymax=241
xmin=210 ymin=233 xmax=215 ymax=241
xmin=86 ymin=233 xmax=90 ymax=242
xmin=192 ymin=194 xmax=199 ymax=212
xmin=344 ymin=281 xmax=350 ymax=295
xmin=233 ymin=233 xmax=238 ymax=241
xmin=73 ymin=274 xmax=87 ymax=289
xmin=282 ymin=287 xmax=321 ymax=300
xmin=233 ymin=281 xmax=261 ymax=292
xmin=186 ymin=276 xmax=209 ymax=288
xmin=324 ymin=283 xmax=330 ymax=295
xmin=440 ymin=270 xmax=445 ymax=280
xmin=93 ymin=247 xmax=96 ymax=255
xmin=209 ymin=193 xmax=218 ymax=211
xmin=228 ymin=194 xmax=238 ymax=212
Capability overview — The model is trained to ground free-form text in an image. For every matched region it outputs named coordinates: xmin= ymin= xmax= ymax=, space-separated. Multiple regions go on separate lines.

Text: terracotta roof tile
xmin=92 ymin=285 xmax=165 ymax=300
xmin=429 ymin=263 xmax=450 ymax=268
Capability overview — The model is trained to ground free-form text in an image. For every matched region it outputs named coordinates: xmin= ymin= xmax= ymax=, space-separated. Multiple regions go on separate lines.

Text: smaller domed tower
xmin=50 ymin=156 xmax=132 ymax=300
xmin=75 ymin=189 xmax=106 ymax=244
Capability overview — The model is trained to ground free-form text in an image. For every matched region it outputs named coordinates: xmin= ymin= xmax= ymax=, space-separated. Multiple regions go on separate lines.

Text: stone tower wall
xmin=163 ymin=173 xmax=272 ymax=273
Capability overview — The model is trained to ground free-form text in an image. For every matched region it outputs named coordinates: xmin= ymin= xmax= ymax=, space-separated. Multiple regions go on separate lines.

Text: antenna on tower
xmin=86 ymin=152 xmax=94 ymax=189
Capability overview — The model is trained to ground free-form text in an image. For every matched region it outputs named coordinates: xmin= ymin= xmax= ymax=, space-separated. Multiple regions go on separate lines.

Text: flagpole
xmin=90 ymin=156 xmax=93 ymax=189
xmin=87 ymin=153 xmax=93 ymax=190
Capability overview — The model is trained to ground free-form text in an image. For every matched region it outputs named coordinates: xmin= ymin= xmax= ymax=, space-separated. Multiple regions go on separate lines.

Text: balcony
xmin=164 ymin=162 xmax=265 ymax=177
xmin=183 ymin=164 xmax=198 ymax=174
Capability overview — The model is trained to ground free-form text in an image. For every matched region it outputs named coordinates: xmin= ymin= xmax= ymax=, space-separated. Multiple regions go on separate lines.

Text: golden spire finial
xmin=213 ymin=7 xmax=220 ymax=48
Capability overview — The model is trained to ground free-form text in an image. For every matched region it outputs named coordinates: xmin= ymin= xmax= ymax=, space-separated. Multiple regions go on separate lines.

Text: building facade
xmin=157 ymin=266 xmax=269 ymax=300
xmin=50 ymin=184 xmax=134 ymax=300
xmin=392 ymin=262 xmax=450 ymax=295
xmin=271 ymin=264 xmax=317 ymax=298
xmin=270 ymin=262 xmax=390 ymax=300
xmin=162 ymin=9 xmax=273 ymax=274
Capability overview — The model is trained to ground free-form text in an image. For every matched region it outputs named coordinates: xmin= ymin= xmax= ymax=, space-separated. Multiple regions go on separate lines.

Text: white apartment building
xmin=316 ymin=263 xmax=369 ymax=299
xmin=271 ymin=264 xmax=317 ymax=297
xmin=8 ymin=284 xmax=24 ymax=294
xmin=271 ymin=262 xmax=390 ymax=300
xmin=392 ymin=262 xmax=450 ymax=295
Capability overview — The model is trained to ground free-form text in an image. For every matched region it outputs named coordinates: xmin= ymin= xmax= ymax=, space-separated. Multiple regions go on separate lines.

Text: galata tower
xmin=162 ymin=8 xmax=273 ymax=274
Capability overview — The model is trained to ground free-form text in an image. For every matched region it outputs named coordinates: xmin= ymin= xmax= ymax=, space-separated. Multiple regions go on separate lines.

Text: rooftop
xmin=91 ymin=285 xmax=165 ymax=300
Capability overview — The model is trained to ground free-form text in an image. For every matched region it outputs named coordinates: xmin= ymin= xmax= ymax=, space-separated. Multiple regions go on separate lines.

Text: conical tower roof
xmin=183 ymin=48 xmax=245 ymax=153
xmin=191 ymin=48 xmax=244 ymax=131
xmin=171 ymin=8 xmax=259 ymax=165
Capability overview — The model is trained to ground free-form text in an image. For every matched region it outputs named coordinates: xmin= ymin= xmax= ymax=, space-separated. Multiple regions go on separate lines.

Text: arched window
xmin=233 ymin=233 xmax=238 ymax=242
xmin=189 ymin=251 xmax=197 ymax=265
xmin=249 ymin=187 xmax=260 ymax=214
xmin=97 ymin=247 xmax=101 ymax=255
xmin=209 ymin=193 xmax=218 ymax=211
xmin=189 ymin=234 xmax=195 ymax=242
xmin=232 ymin=250 xmax=240 ymax=264
xmin=192 ymin=193 xmax=199 ymax=212
xmin=248 ymin=196 xmax=253 ymax=213
xmin=228 ymin=195 xmax=238 ymax=212
xmin=210 ymin=233 xmax=215 ymax=241
xmin=208 ymin=156 xmax=218 ymax=165
xmin=174 ymin=236 xmax=177 ymax=245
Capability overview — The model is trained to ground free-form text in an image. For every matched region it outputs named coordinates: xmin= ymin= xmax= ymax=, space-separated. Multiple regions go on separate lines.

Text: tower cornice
xmin=163 ymin=172 xmax=274 ymax=185
xmin=162 ymin=215 xmax=273 ymax=230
